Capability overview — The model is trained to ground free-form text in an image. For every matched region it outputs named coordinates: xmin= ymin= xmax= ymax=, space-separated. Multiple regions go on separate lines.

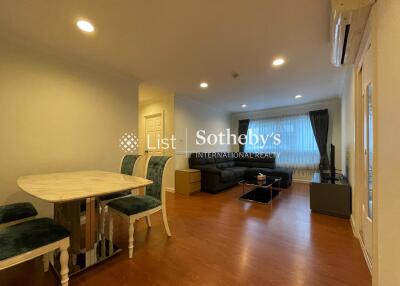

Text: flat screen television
xmin=330 ymin=144 xmax=336 ymax=180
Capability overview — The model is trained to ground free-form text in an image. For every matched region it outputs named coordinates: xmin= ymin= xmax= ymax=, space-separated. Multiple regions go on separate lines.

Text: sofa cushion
xmin=0 ymin=202 xmax=37 ymax=224
xmin=235 ymin=161 xmax=276 ymax=168
xmin=214 ymin=153 xmax=233 ymax=163
xmin=234 ymin=153 xmax=276 ymax=169
xmin=225 ymin=167 xmax=248 ymax=178
xmin=107 ymin=195 xmax=161 ymax=216
xmin=191 ymin=164 xmax=217 ymax=171
xmin=219 ymin=170 xmax=235 ymax=182
xmin=216 ymin=161 xmax=235 ymax=169
xmin=189 ymin=153 xmax=215 ymax=166
xmin=0 ymin=218 xmax=69 ymax=261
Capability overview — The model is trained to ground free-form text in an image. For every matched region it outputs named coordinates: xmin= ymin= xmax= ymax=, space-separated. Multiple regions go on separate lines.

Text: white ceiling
xmin=0 ymin=0 xmax=345 ymax=112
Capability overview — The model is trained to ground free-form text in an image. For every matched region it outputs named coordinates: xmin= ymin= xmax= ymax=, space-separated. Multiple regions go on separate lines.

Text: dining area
xmin=0 ymin=155 xmax=173 ymax=286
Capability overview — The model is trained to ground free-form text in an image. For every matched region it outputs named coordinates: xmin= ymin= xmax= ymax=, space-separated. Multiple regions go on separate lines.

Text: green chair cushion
xmin=0 ymin=218 xmax=69 ymax=261
xmin=107 ymin=195 xmax=161 ymax=216
xmin=0 ymin=202 xmax=38 ymax=224
xmin=146 ymin=156 xmax=170 ymax=200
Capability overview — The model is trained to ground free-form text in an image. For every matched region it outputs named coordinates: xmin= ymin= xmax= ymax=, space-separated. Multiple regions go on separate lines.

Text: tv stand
xmin=309 ymin=172 xmax=351 ymax=218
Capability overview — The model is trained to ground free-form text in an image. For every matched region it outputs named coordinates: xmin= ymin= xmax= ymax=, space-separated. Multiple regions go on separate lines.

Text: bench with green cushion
xmin=107 ymin=195 xmax=161 ymax=216
xmin=0 ymin=218 xmax=69 ymax=261
xmin=0 ymin=202 xmax=37 ymax=225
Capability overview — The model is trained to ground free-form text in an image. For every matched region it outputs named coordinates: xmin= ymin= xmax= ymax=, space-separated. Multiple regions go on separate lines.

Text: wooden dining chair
xmin=97 ymin=155 xmax=142 ymax=239
xmin=107 ymin=156 xmax=173 ymax=258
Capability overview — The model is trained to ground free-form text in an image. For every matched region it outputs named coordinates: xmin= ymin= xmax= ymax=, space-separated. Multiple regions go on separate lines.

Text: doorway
xmin=356 ymin=41 xmax=374 ymax=269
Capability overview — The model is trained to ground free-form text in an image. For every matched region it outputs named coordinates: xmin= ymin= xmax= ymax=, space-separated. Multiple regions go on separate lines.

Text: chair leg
xmin=49 ymin=250 xmax=54 ymax=266
xmin=109 ymin=213 xmax=114 ymax=255
xmin=161 ymin=207 xmax=172 ymax=237
xmin=43 ymin=252 xmax=49 ymax=272
xmin=128 ymin=222 xmax=135 ymax=258
xmin=145 ymin=216 xmax=152 ymax=228
xmin=60 ymin=245 xmax=69 ymax=286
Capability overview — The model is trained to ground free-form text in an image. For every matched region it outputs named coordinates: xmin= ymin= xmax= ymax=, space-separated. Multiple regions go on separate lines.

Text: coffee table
xmin=239 ymin=176 xmax=282 ymax=204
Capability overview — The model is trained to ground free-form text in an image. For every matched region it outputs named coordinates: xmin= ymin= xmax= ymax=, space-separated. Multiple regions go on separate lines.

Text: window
xmin=244 ymin=113 xmax=320 ymax=169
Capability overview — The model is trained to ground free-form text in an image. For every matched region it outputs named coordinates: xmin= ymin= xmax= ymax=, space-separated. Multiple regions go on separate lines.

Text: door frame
xmin=353 ymin=12 xmax=377 ymax=275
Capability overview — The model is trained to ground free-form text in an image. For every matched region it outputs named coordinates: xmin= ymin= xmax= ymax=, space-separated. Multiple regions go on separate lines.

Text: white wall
xmin=374 ymin=1 xmax=400 ymax=284
xmin=174 ymin=96 xmax=232 ymax=169
xmin=0 ymin=39 xmax=139 ymax=217
xmin=231 ymin=98 xmax=342 ymax=181
xmin=341 ymin=66 xmax=357 ymax=214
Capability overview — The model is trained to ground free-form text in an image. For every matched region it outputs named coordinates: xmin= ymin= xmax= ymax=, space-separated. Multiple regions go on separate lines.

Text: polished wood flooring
xmin=0 ymin=183 xmax=371 ymax=286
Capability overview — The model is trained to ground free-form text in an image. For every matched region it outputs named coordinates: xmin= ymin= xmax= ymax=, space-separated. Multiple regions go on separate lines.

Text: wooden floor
xmin=0 ymin=183 xmax=371 ymax=286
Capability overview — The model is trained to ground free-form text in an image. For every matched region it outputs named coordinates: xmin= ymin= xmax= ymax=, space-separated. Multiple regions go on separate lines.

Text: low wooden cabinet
xmin=175 ymin=169 xmax=201 ymax=195
xmin=310 ymin=172 xmax=351 ymax=218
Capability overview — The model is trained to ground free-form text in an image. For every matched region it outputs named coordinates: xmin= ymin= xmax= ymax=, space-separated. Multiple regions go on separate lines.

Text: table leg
xmin=53 ymin=197 xmax=122 ymax=276
xmin=279 ymin=180 xmax=281 ymax=197
xmin=270 ymin=185 xmax=273 ymax=205
xmin=85 ymin=197 xmax=96 ymax=267
xmin=54 ymin=201 xmax=80 ymax=269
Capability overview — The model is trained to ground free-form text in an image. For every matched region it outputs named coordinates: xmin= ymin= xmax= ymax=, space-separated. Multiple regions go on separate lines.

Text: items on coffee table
xmin=239 ymin=176 xmax=282 ymax=204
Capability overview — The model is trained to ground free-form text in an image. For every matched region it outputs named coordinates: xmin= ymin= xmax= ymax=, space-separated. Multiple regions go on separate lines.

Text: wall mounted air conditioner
xmin=330 ymin=0 xmax=375 ymax=67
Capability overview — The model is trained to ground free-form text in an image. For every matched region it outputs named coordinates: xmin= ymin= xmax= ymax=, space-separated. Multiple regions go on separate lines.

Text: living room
xmin=1 ymin=1 xmax=399 ymax=286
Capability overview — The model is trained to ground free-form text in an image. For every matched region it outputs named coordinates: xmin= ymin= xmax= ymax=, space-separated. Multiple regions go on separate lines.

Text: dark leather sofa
xmin=188 ymin=152 xmax=293 ymax=193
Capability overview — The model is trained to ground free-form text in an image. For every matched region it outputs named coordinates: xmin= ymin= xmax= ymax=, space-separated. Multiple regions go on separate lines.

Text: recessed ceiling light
xmin=272 ymin=58 xmax=285 ymax=66
xmin=76 ymin=20 xmax=95 ymax=33
xmin=200 ymin=82 xmax=208 ymax=89
xmin=241 ymin=104 xmax=247 ymax=108
xmin=295 ymin=94 xmax=303 ymax=99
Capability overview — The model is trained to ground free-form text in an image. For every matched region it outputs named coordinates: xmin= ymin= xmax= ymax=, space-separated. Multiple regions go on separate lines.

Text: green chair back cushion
xmin=98 ymin=155 xmax=140 ymax=202
xmin=146 ymin=156 xmax=170 ymax=200
xmin=120 ymin=155 xmax=140 ymax=175
xmin=0 ymin=202 xmax=37 ymax=224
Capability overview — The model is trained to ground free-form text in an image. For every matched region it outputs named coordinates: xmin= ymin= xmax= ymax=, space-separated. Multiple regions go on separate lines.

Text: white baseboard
xmin=350 ymin=215 xmax=358 ymax=238
xmin=165 ymin=187 xmax=175 ymax=193
xmin=359 ymin=233 xmax=373 ymax=274
xmin=350 ymin=215 xmax=372 ymax=274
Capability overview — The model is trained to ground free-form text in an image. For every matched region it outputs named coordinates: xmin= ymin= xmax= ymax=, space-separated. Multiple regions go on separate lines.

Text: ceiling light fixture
xmin=76 ymin=19 xmax=95 ymax=33
xmin=200 ymin=82 xmax=208 ymax=89
xmin=295 ymin=94 xmax=303 ymax=99
xmin=272 ymin=58 xmax=285 ymax=66
xmin=241 ymin=104 xmax=247 ymax=108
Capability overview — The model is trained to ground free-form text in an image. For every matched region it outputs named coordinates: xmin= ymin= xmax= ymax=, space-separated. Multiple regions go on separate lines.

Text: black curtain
xmin=309 ymin=109 xmax=329 ymax=170
xmin=238 ymin=119 xmax=250 ymax=152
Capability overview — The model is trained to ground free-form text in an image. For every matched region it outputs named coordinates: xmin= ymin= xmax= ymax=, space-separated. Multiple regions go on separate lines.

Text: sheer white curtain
xmin=244 ymin=113 xmax=320 ymax=169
